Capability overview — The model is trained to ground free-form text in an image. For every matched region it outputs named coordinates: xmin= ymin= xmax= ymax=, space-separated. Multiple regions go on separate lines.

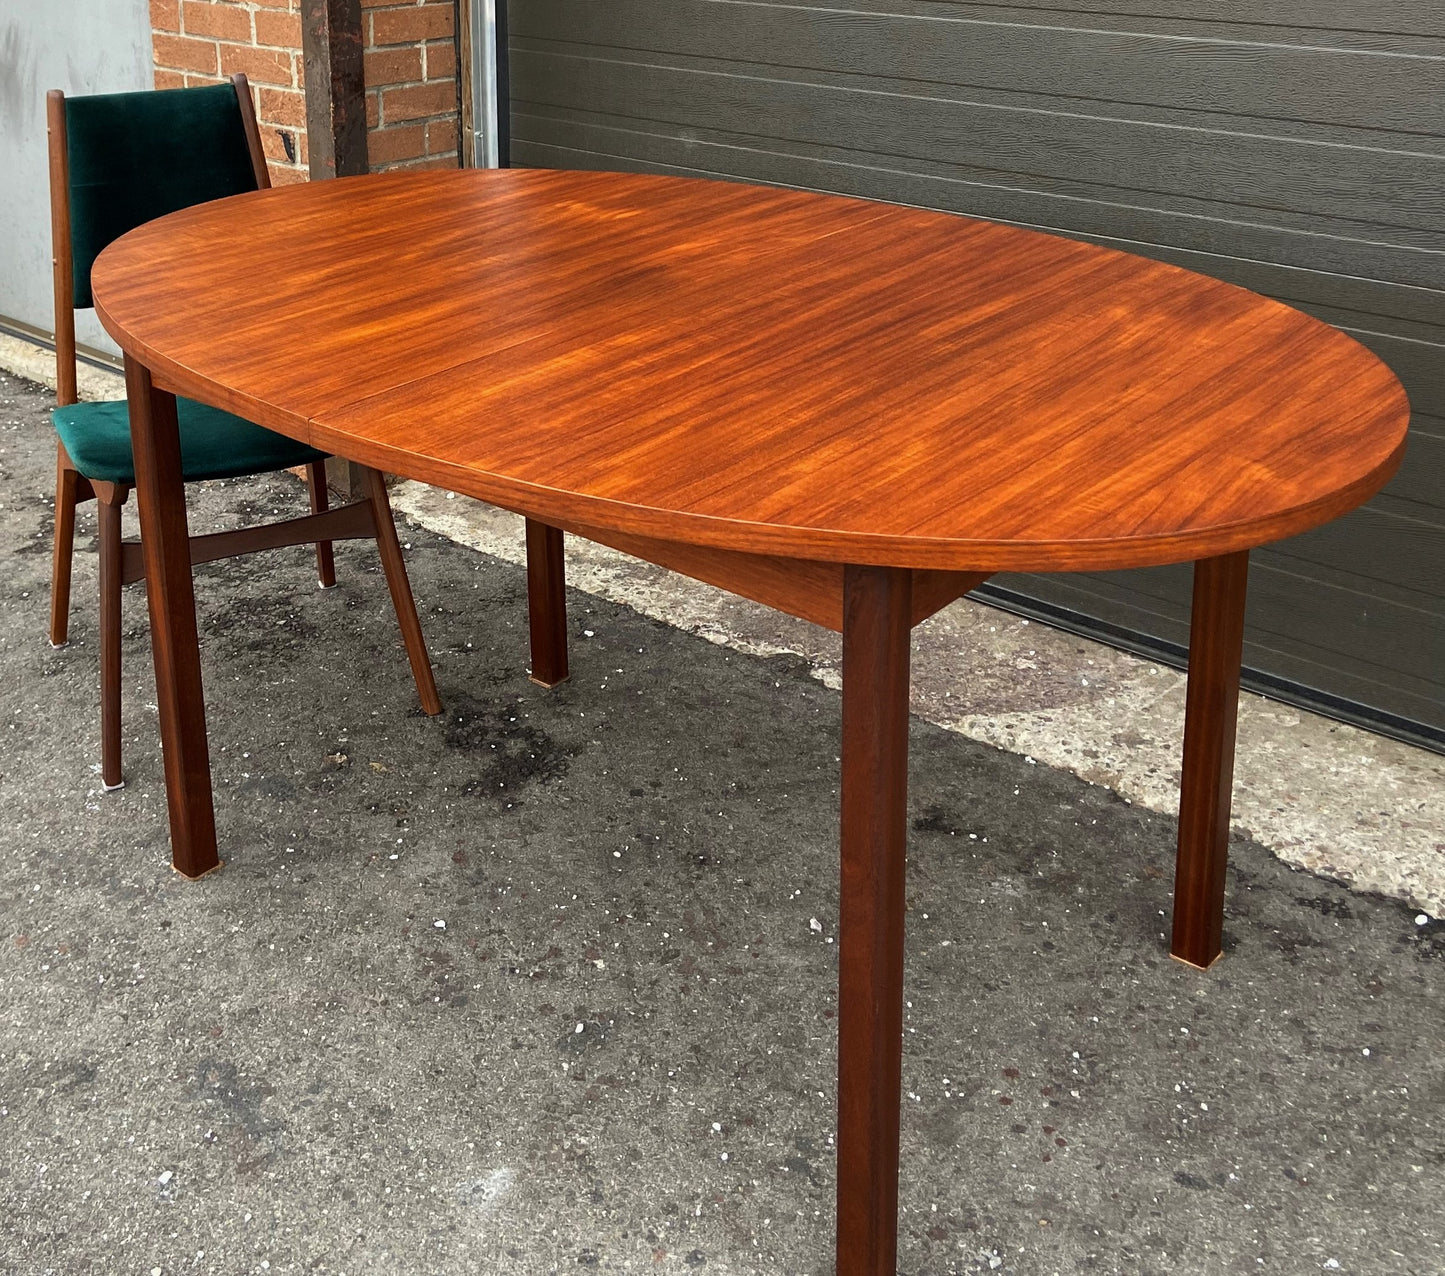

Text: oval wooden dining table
xmin=92 ymin=167 xmax=1408 ymax=1275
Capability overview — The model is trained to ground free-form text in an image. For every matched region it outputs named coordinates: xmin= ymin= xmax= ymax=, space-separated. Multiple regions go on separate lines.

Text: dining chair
xmin=47 ymin=74 xmax=442 ymax=791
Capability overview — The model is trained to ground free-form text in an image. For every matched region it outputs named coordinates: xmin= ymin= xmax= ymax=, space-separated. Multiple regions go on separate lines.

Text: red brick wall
xmin=150 ymin=0 xmax=461 ymax=182
xmin=362 ymin=1 xmax=460 ymax=170
xmin=150 ymin=0 xmax=310 ymax=186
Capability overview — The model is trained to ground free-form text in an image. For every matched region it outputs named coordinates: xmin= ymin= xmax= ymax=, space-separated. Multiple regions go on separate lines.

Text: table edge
xmin=92 ymin=303 xmax=1408 ymax=573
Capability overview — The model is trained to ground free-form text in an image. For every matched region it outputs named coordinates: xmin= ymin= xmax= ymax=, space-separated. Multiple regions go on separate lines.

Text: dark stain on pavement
xmin=444 ymin=690 xmax=576 ymax=804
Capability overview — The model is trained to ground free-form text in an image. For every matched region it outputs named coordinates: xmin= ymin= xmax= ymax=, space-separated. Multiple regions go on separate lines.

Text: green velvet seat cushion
xmin=53 ymin=397 xmax=328 ymax=486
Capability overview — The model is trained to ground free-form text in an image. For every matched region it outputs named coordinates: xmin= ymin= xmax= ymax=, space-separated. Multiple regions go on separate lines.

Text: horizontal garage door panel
xmin=1003 ymin=564 xmax=1444 ymax=729
xmin=1383 ymin=421 xmax=1445 ymax=514
xmin=887 ymin=1 xmax=1445 ymax=39
xmin=513 ymin=51 xmax=1444 ymax=235
xmin=512 ymin=1 xmax=1443 ymax=136
xmin=508 ymin=0 xmax=1445 ymax=740
xmin=512 ymin=102 xmax=1445 ymax=292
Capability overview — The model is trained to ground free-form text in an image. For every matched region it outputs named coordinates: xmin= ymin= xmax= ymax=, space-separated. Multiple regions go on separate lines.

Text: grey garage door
xmin=505 ymin=0 xmax=1445 ymax=745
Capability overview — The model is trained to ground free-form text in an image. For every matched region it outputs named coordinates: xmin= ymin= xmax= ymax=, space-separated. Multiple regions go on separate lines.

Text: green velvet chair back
xmin=61 ymin=83 xmax=260 ymax=310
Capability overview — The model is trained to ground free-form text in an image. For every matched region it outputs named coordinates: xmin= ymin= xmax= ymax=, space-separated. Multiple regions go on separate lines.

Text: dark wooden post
xmin=302 ymin=0 xmax=369 ymax=501
xmin=301 ymin=0 xmax=369 ymax=179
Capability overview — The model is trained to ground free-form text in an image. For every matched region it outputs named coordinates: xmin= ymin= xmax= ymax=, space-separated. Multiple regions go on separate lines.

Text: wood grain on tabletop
xmin=90 ymin=168 xmax=1410 ymax=573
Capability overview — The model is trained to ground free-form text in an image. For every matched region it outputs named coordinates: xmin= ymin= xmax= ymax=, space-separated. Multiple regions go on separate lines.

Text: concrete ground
xmin=0 ymin=359 xmax=1443 ymax=1275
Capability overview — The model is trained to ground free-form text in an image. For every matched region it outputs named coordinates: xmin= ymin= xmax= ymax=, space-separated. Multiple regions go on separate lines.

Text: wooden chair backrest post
xmin=46 ymin=89 xmax=77 ymax=407
xmin=232 ymin=75 xmax=271 ymax=192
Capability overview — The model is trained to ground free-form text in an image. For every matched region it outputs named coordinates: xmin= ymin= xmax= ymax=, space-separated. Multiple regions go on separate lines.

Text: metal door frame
xmin=459 ymin=0 xmax=506 ymax=167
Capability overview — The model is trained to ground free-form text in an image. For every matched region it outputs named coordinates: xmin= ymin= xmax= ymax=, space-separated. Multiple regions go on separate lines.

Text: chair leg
xmin=95 ymin=482 xmax=129 ymax=791
xmin=50 ymin=445 xmax=83 ymax=647
xmin=359 ymin=465 xmax=441 ymax=716
xmin=306 ymin=460 xmax=336 ymax=587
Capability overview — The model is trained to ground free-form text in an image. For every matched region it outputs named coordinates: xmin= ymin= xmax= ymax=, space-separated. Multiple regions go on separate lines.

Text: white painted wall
xmin=0 ymin=0 xmax=152 ymax=353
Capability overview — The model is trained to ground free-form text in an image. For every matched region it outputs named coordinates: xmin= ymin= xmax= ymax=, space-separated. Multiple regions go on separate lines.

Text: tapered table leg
xmin=836 ymin=564 xmax=912 ymax=1276
xmin=124 ymin=356 xmax=219 ymax=878
xmin=1171 ymin=550 xmax=1249 ymax=969
xmin=525 ymin=519 xmax=569 ymax=687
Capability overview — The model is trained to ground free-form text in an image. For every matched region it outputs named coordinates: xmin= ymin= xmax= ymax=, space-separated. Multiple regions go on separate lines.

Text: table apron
xmin=554 ymin=517 xmax=991 ymax=631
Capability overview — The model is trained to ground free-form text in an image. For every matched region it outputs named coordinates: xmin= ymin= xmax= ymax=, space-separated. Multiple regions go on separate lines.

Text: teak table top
xmin=92 ymin=168 xmax=1409 ymax=573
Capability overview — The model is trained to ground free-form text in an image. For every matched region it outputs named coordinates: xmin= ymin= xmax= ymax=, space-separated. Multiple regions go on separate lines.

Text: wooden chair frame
xmin=47 ymin=74 xmax=441 ymax=791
